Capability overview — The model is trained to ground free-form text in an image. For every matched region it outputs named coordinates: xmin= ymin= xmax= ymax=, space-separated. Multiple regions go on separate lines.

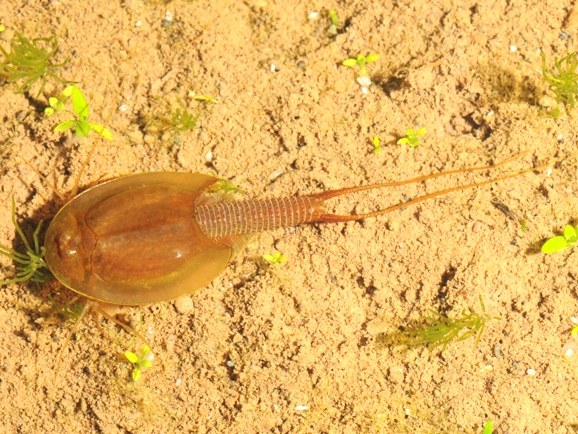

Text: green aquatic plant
xmin=397 ymin=127 xmax=426 ymax=148
xmin=49 ymin=86 xmax=113 ymax=141
xmin=342 ymin=53 xmax=379 ymax=76
xmin=145 ymin=97 xmax=215 ymax=143
xmin=0 ymin=197 xmax=49 ymax=285
xmin=542 ymin=52 xmax=578 ymax=111
xmin=48 ymin=295 xmax=86 ymax=323
xmin=208 ymin=178 xmax=247 ymax=196
xmin=169 ymin=96 xmax=216 ymax=131
xmin=123 ymin=345 xmax=153 ymax=382
xmin=0 ymin=31 xmax=71 ymax=97
xmin=541 ymin=224 xmax=577 ymax=253
xmin=408 ymin=296 xmax=499 ymax=351
xmin=170 ymin=105 xmax=199 ymax=132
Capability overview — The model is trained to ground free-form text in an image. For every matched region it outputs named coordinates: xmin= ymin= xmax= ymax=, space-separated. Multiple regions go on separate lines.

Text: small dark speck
xmin=559 ymin=32 xmax=568 ymax=41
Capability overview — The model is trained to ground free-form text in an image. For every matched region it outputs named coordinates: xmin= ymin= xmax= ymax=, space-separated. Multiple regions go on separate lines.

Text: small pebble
xmin=494 ymin=343 xmax=501 ymax=358
xmin=135 ymin=20 xmax=142 ymax=27
xmin=527 ymin=368 xmax=536 ymax=376
xmin=571 ymin=316 xmax=578 ymax=324
xmin=357 ymin=76 xmax=372 ymax=86
xmin=226 ymin=360 xmax=235 ymax=368
xmin=565 ymin=348 xmax=574 ymax=357
xmin=294 ymin=405 xmax=308 ymax=411
xmin=269 ymin=168 xmax=284 ymax=180
xmin=205 ymin=150 xmax=213 ymax=162
xmin=176 ymin=378 xmax=182 ymax=386
xmin=308 ymin=11 xmax=319 ymax=20
xmin=119 ymin=104 xmax=129 ymax=112
xmin=174 ymin=296 xmax=195 ymax=314
xmin=405 ymin=408 xmax=411 ymax=416
xmin=509 ymin=45 xmax=517 ymax=52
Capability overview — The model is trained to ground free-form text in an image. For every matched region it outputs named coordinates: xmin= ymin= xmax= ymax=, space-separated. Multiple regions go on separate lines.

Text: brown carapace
xmin=44 ymin=152 xmax=537 ymax=305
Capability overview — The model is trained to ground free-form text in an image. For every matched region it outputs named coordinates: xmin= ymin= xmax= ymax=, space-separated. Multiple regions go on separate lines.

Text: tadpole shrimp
xmin=0 ymin=77 xmax=544 ymax=382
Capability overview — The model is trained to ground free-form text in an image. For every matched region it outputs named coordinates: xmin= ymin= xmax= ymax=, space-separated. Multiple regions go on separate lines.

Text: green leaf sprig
xmin=342 ymin=54 xmax=379 ymax=76
xmin=263 ymin=251 xmax=287 ymax=267
xmin=47 ymin=86 xmax=112 ymax=141
xmin=123 ymin=345 xmax=153 ymax=382
xmin=397 ymin=127 xmax=426 ymax=148
xmin=541 ymin=224 xmax=578 ymax=253
xmin=372 ymin=136 xmax=381 ymax=154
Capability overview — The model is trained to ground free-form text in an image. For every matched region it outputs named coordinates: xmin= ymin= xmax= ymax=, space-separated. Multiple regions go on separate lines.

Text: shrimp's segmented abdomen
xmin=196 ymin=196 xmax=325 ymax=239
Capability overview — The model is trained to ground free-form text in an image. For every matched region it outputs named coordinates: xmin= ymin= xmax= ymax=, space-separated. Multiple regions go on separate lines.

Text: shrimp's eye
xmin=56 ymin=232 xmax=81 ymax=259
